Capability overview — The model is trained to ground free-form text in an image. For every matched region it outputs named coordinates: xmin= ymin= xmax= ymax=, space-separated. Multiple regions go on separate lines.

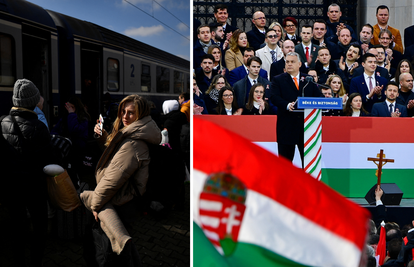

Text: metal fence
xmin=194 ymin=0 xmax=358 ymax=33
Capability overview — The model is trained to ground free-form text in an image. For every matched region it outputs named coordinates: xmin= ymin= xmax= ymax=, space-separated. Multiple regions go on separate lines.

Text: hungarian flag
xmin=193 ymin=117 xmax=371 ymax=267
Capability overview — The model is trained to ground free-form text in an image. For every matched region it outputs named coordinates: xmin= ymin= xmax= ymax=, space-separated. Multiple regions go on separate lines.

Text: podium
xmin=297 ymin=97 xmax=342 ymax=180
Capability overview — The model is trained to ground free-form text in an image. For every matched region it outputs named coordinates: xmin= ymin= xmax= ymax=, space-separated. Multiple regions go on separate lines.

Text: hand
xmin=386 ymin=48 xmax=393 ymax=59
xmin=93 ymin=211 xmax=99 ymax=222
xmin=193 ymin=104 xmax=204 ymax=115
xmin=288 ymin=101 xmax=296 ymax=111
xmin=361 ymin=43 xmax=369 ymax=54
xmin=226 ymin=32 xmax=232 ymax=41
xmin=375 ymin=185 xmax=383 ymax=201
xmin=219 ymin=68 xmax=226 ymax=76
xmin=391 ymin=110 xmax=401 ymax=117
xmin=94 ymin=120 xmax=102 ymax=136
xmin=349 ymin=62 xmax=359 ymax=75
xmin=65 ymin=102 xmax=75 ymax=113
xmin=336 ymin=23 xmax=345 ymax=36
xmin=257 ymin=99 xmax=265 ymax=114
xmin=222 ymin=40 xmax=229 ymax=50
xmin=369 ymin=85 xmax=383 ymax=98
xmin=233 ymin=108 xmax=243 ymax=115
xmin=407 ymin=100 xmax=414 ymax=109
xmin=306 ymin=54 xmax=313 ymax=67
xmin=338 ymin=56 xmax=345 ymax=71
xmin=342 ymin=94 xmax=348 ymax=104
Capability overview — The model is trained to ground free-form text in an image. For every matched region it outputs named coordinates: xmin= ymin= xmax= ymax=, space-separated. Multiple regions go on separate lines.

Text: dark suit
xmin=404 ymin=25 xmax=414 ymax=49
xmin=286 ymin=34 xmax=302 ymax=45
xmin=222 ymin=23 xmax=238 ymax=35
xmin=193 ymin=39 xmax=217 ymax=69
xmin=228 ymin=65 xmax=268 ymax=86
xmin=404 ymin=44 xmax=414 ymax=63
xmin=371 ymin=101 xmax=407 ymax=117
xmin=352 ymin=66 xmax=389 ymax=81
xmin=269 ymin=72 xmax=322 ymax=164
xmin=295 ymin=43 xmax=319 ymax=69
xmin=396 ymin=90 xmax=414 ymax=117
xmin=314 ymin=60 xmax=349 ymax=92
xmin=269 ymin=58 xmax=307 ymax=79
xmin=349 ymin=75 xmax=388 ymax=112
xmin=233 ymin=75 xmax=271 ymax=108
xmin=311 ymin=38 xmax=341 ymax=60
xmin=246 ymin=26 xmax=267 ymax=51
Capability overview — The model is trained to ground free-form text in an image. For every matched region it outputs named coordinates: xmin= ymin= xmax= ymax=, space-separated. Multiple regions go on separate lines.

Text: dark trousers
xmin=278 ymin=143 xmax=304 ymax=169
xmin=2 ymin=182 xmax=48 ymax=266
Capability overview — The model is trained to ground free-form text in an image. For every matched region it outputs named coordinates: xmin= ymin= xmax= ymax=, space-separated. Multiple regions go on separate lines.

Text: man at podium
xmin=269 ymin=52 xmax=322 ymax=167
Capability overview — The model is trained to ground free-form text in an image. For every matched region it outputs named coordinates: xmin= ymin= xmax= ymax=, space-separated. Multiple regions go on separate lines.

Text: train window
xmin=185 ymin=73 xmax=190 ymax=92
xmin=174 ymin=71 xmax=184 ymax=94
xmin=156 ymin=66 xmax=170 ymax=93
xmin=141 ymin=63 xmax=151 ymax=92
xmin=107 ymin=58 xmax=119 ymax=92
xmin=0 ymin=34 xmax=16 ymax=87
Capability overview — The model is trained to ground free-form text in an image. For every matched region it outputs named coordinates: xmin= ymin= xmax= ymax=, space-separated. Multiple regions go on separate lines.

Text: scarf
xmin=209 ymin=88 xmax=220 ymax=104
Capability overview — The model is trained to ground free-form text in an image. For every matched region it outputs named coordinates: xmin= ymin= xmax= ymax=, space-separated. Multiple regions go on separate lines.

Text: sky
xmin=27 ymin=0 xmax=191 ymax=61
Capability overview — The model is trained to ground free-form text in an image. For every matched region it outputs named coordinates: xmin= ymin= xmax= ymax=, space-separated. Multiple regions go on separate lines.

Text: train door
xmin=21 ymin=28 xmax=58 ymax=123
xmin=80 ymin=46 xmax=101 ymax=121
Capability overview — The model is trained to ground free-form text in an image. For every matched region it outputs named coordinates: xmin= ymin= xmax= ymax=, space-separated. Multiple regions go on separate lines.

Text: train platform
xmin=0 ymin=183 xmax=190 ymax=267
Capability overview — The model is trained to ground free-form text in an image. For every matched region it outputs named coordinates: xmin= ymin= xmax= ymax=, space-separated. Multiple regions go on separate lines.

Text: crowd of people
xmin=193 ymin=3 xmax=414 ymax=118
xmin=0 ymin=78 xmax=190 ymax=266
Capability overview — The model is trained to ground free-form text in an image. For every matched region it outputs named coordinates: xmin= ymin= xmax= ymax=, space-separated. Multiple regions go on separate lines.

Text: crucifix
xmin=367 ymin=149 xmax=395 ymax=186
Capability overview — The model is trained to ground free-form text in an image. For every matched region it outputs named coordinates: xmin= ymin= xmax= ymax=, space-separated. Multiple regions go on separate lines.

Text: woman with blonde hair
xmin=225 ymin=29 xmax=249 ymax=71
xmin=326 ymin=74 xmax=348 ymax=105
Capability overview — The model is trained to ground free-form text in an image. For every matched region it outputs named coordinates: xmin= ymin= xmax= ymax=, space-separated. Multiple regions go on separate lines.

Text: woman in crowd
xmin=204 ymin=74 xmax=230 ymax=114
xmin=391 ymin=59 xmax=414 ymax=87
xmin=343 ymin=93 xmax=369 ymax=116
xmin=225 ymin=29 xmax=249 ymax=71
xmin=208 ymin=44 xmax=227 ymax=74
xmin=215 ymin=86 xmax=243 ymax=115
xmin=269 ymin=21 xmax=285 ymax=46
xmin=326 ymin=74 xmax=348 ymax=106
xmin=243 ymin=83 xmax=271 ymax=115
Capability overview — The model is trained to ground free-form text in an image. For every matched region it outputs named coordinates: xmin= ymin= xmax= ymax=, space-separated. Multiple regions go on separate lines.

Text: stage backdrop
xmin=198 ymin=116 xmax=414 ymax=198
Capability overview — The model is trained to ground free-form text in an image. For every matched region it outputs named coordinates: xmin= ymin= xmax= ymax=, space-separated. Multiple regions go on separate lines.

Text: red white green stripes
xmin=193 ymin=117 xmax=370 ymax=266
xmin=304 ymin=109 xmax=322 ymax=180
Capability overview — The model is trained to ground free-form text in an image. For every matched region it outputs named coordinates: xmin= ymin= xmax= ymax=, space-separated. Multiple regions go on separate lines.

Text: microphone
xmin=302 ymin=76 xmax=312 ymax=97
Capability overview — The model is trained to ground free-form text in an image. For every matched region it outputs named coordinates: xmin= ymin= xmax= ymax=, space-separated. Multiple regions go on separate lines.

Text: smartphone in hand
xmin=99 ymin=114 xmax=104 ymax=135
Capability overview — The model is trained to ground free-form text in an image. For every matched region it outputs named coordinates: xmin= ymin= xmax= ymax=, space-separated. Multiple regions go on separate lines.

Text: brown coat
xmin=225 ymin=49 xmax=244 ymax=71
xmin=91 ymin=115 xmax=161 ymax=212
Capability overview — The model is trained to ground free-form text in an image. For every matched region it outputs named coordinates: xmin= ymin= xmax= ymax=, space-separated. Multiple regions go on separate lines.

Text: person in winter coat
xmin=0 ymin=79 xmax=52 ymax=267
xmin=90 ymin=94 xmax=161 ymax=221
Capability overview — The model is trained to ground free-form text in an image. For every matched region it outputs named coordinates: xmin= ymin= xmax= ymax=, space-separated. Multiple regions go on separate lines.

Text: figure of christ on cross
xmin=367 ymin=149 xmax=395 ymax=186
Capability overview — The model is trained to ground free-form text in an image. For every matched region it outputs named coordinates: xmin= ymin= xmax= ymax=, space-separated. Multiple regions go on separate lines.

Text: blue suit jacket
xmin=233 ymin=75 xmax=271 ymax=109
xmin=228 ymin=65 xmax=268 ymax=86
xmin=371 ymin=101 xmax=407 ymax=117
xmin=349 ymin=75 xmax=388 ymax=113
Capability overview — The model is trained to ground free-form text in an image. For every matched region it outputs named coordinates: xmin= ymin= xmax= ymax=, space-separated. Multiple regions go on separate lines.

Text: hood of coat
xmin=120 ymin=115 xmax=161 ymax=145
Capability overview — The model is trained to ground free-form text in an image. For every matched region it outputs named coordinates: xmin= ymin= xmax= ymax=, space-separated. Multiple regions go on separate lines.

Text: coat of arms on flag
xmin=199 ymin=172 xmax=247 ymax=256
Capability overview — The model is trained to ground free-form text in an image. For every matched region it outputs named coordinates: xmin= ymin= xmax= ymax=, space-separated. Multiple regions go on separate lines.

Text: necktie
xmin=389 ymin=103 xmax=393 ymax=114
xmin=253 ymin=79 xmax=256 ymax=85
xmin=305 ymin=47 xmax=310 ymax=62
xmin=293 ymin=77 xmax=299 ymax=90
xmin=368 ymin=76 xmax=373 ymax=92
xmin=270 ymin=50 xmax=276 ymax=63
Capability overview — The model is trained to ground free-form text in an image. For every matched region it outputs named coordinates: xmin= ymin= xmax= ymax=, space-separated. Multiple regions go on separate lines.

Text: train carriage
xmin=0 ymin=0 xmax=190 ymax=125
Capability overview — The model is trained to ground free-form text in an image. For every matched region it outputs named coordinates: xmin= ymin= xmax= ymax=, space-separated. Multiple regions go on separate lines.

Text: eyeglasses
xmin=380 ymin=37 xmax=391 ymax=40
xmin=216 ymin=82 xmax=225 ymax=85
xmin=223 ymin=94 xmax=233 ymax=98
xmin=254 ymin=17 xmax=266 ymax=20
xmin=377 ymin=52 xmax=385 ymax=55
xmin=267 ymin=35 xmax=278 ymax=39
xmin=285 ymin=24 xmax=296 ymax=28
xmin=254 ymin=90 xmax=264 ymax=94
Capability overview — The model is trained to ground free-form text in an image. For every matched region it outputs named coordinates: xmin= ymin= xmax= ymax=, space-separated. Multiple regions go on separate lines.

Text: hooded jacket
xmin=91 ymin=115 xmax=161 ymax=212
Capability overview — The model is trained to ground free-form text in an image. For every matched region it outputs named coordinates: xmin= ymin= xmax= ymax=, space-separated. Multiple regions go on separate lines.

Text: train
xmin=0 ymin=0 xmax=190 ymax=125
